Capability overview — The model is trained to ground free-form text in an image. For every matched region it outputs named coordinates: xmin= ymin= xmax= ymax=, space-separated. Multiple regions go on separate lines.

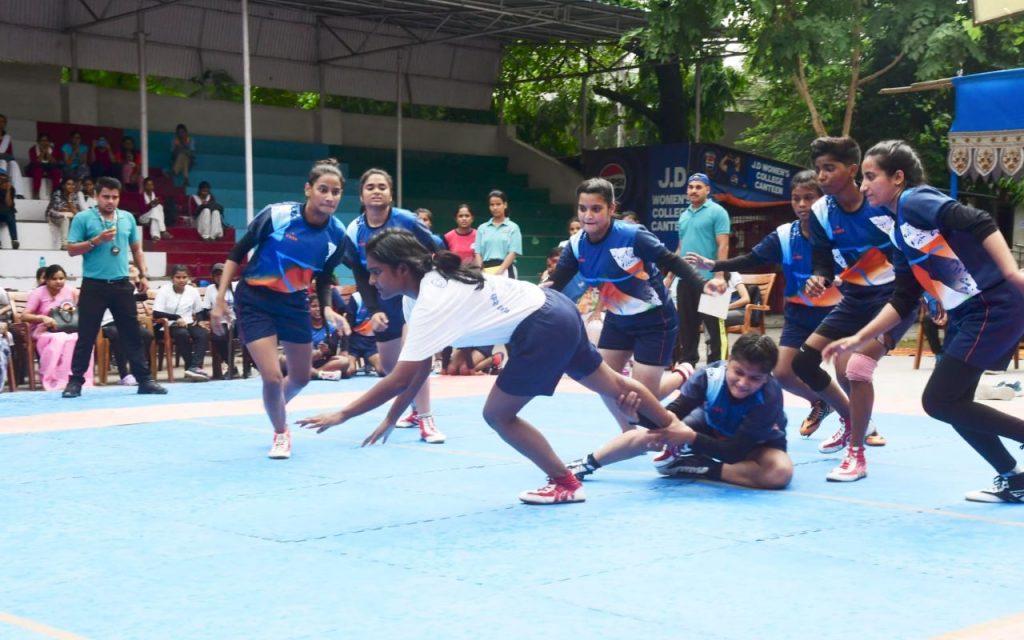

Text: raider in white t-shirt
xmin=298 ymin=228 xmax=694 ymax=505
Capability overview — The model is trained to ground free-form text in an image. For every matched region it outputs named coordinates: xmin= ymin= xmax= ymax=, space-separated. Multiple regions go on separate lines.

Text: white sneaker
xmin=268 ymin=431 xmax=291 ymax=459
xmin=418 ymin=413 xmax=446 ymax=444
xmin=315 ymin=370 xmax=342 ymax=381
xmin=184 ymin=368 xmax=211 ymax=381
xmin=119 ymin=374 xmax=138 ymax=386
xmin=976 ymin=384 xmax=1015 ymax=401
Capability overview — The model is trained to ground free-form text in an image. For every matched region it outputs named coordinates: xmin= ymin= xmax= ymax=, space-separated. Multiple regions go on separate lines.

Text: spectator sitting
xmin=77 ymin=176 xmax=98 ymax=210
xmin=100 ymin=264 xmax=152 ymax=386
xmin=119 ymin=136 xmax=141 ymax=191
xmin=446 ymin=345 xmax=502 ymax=376
xmin=26 ymin=134 xmax=62 ymax=199
xmin=199 ymin=262 xmax=236 ymax=379
xmin=22 ymin=264 xmax=93 ymax=391
xmin=725 ymin=280 xmax=752 ymax=328
xmin=344 ymin=290 xmax=384 ymax=376
xmin=47 ymin=177 xmax=82 ymax=249
xmin=0 ymin=114 xmax=24 ymax=190
xmin=307 ymin=294 xmax=353 ymax=380
xmin=153 ymin=264 xmax=209 ymax=381
xmin=620 ymin=210 xmax=641 ymax=224
xmin=192 ymin=181 xmax=224 ymax=241
xmin=89 ymin=135 xmax=120 ymax=180
xmin=0 ymin=167 xmax=19 ymax=249
xmin=61 ymin=131 xmax=90 ymax=181
xmin=170 ymin=123 xmax=195 ymax=188
xmin=140 ymin=177 xmax=172 ymax=242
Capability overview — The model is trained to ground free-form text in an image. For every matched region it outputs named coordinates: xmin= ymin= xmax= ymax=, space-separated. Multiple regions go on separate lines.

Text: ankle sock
xmin=586 ymin=453 xmax=602 ymax=470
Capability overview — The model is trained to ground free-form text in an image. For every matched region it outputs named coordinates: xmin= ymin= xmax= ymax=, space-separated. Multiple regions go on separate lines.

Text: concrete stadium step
xmin=0 ymin=245 xmax=167 ymax=280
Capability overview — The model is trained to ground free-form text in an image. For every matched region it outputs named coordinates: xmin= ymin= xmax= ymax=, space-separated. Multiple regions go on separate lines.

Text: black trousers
xmin=70 ymin=278 xmax=152 ymax=385
xmin=168 ymin=324 xmax=209 ymax=369
xmin=922 ymin=354 xmax=1024 ymax=473
xmin=103 ymin=323 xmax=153 ymax=379
xmin=674 ymin=280 xmax=725 ymax=366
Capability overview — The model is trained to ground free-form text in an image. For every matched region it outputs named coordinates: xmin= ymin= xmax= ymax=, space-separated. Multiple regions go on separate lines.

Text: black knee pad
xmin=792 ymin=345 xmax=832 ymax=392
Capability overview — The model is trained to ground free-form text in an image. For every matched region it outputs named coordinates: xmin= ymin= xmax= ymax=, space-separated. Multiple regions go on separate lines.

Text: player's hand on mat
xmin=297 ymin=410 xmax=345 ymax=433
xmin=362 ymin=419 xmax=396 ymax=446
xmin=685 ymin=252 xmax=714 ymax=271
xmin=617 ymin=390 xmax=641 ymax=423
xmin=704 ymin=277 xmax=727 ymax=296
xmin=804 ymin=275 xmax=830 ymax=299
xmin=370 ymin=311 xmax=389 ymax=333
xmin=821 ymin=336 xmax=864 ymax=362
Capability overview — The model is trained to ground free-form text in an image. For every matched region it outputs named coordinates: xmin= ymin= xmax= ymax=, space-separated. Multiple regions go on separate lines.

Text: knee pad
xmin=845 ymin=353 xmax=878 ymax=383
xmin=791 ymin=345 xmax=832 ymax=392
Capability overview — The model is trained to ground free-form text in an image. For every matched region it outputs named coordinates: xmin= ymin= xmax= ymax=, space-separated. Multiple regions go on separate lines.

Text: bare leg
xmin=245 ymin=336 xmax=309 ymax=434
xmin=592 ymin=428 xmax=666 ymax=466
xmin=597 ymin=348 xmax=635 ymax=431
xmin=802 ymin=333 xmax=852 ymax=420
xmin=482 ymin=386 xmax=567 ymax=478
xmin=720 ymin=447 xmax=793 ymax=489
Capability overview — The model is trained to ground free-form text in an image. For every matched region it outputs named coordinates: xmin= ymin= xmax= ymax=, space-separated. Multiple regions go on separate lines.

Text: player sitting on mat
xmin=566 ymin=333 xmax=793 ymax=490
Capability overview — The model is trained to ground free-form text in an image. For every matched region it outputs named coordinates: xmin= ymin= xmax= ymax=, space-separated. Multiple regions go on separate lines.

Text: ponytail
xmin=367 ymin=229 xmax=485 ymax=290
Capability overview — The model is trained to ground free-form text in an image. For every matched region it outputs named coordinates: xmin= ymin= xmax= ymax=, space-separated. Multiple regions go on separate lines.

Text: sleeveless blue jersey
xmin=809 ymin=195 xmax=903 ymax=287
xmin=681 ymin=361 xmax=787 ymax=441
xmin=754 ymin=221 xmax=842 ymax=307
xmin=242 ymin=202 xmax=347 ymax=294
xmin=343 ymin=207 xmax=439 ymax=268
xmin=560 ymin=220 xmax=672 ymax=316
xmin=892 ymin=186 xmax=999 ymax=310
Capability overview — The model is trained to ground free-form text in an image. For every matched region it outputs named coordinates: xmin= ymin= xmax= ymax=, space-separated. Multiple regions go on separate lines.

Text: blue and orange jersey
xmin=809 ymin=195 xmax=902 ymax=288
xmin=892 ymin=186 xmax=997 ymax=311
xmin=558 ymin=220 xmax=672 ymax=316
xmin=753 ymin=220 xmax=842 ymax=307
xmin=241 ymin=202 xmax=347 ymax=294
xmin=680 ymin=361 xmax=787 ymax=441
xmin=343 ymin=207 xmax=439 ymax=268
xmin=346 ymin=292 xmax=376 ymax=337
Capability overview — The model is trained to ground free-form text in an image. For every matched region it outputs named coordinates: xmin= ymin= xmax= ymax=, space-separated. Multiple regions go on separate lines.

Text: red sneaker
xmin=395 ymin=410 xmax=419 ymax=429
xmin=826 ymin=446 xmax=867 ymax=482
xmin=818 ymin=417 xmax=851 ymax=453
xmin=519 ymin=474 xmax=586 ymax=504
xmin=418 ymin=413 xmax=446 ymax=444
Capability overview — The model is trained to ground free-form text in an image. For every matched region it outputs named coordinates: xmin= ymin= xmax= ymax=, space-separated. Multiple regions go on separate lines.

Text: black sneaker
xmin=659 ymin=452 xmax=717 ymax=478
xmin=965 ymin=474 xmax=1024 ymax=503
xmin=61 ymin=381 xmax=83 ymax=398
xmin=566 ymin=457 xmax=598 ymax=481
xmin=137 ymin=380 xmax=168 ymax=395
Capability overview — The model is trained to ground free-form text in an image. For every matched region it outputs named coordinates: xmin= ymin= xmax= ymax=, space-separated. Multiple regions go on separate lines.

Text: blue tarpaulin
xmin=948 ymin=68 xmax=1024 ymax=180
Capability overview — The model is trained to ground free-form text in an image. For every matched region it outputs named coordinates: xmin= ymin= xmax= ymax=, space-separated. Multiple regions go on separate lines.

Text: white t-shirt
xmin=153 ymin=283 xmax=203 ymax=325
xmin=399 ymin=271 xmax=546 ymax=362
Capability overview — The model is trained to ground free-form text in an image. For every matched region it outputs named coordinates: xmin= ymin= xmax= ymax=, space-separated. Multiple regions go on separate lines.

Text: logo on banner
xmin=600 ymin=163 xmax=627 ymax=199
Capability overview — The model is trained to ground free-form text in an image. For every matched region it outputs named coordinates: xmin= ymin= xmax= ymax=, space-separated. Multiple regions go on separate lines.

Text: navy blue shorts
xmin=234 ymin=282 xmax=312 ymax=345
xmin=946 ymin=280 xmax=1024 ymax=370
xmin=780 ymin=303 xmax=833 ymax=349
xmin=375 ymin=295 xmax=406 ymax=343
xmin=815 ymin=283 xmax=914 ymax=347
xmin=597 ymin=300 xmax=678 ymax=367
xmin=348 ymin=333 xmax=378 ymax=359
xmin=497 ymin=289 xmax=604 ymax=397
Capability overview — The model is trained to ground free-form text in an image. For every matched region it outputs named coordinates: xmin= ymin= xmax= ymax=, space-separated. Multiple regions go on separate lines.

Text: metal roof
xmin=0 ymin=0 xmax=646 ymax=110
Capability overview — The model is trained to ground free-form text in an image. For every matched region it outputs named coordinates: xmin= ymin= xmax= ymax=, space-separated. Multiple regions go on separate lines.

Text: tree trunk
xmin=652 ymin=62 xmax=689 ymax=144
xmin=792 ymin=55 xmax=827 ymax=137
xmin=842 ymin=0 xmax=864 ymax=137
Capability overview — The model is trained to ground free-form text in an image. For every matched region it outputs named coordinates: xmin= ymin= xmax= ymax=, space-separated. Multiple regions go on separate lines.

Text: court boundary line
xmin=931 ymin=612 xmax=1024 ymax=639
xmin=0 ymin=611 xmax=88 ymax=640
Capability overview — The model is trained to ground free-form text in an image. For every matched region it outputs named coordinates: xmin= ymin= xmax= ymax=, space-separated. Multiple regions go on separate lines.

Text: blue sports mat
xmin=2 ymin=378 xmax=1022 ymax=639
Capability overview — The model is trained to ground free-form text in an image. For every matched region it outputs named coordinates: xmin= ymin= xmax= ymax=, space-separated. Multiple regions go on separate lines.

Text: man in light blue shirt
xmin=666 ymin=172 xmax=731 ymax=365
xmin=62 ymin=176 xmax=167 ymax=397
